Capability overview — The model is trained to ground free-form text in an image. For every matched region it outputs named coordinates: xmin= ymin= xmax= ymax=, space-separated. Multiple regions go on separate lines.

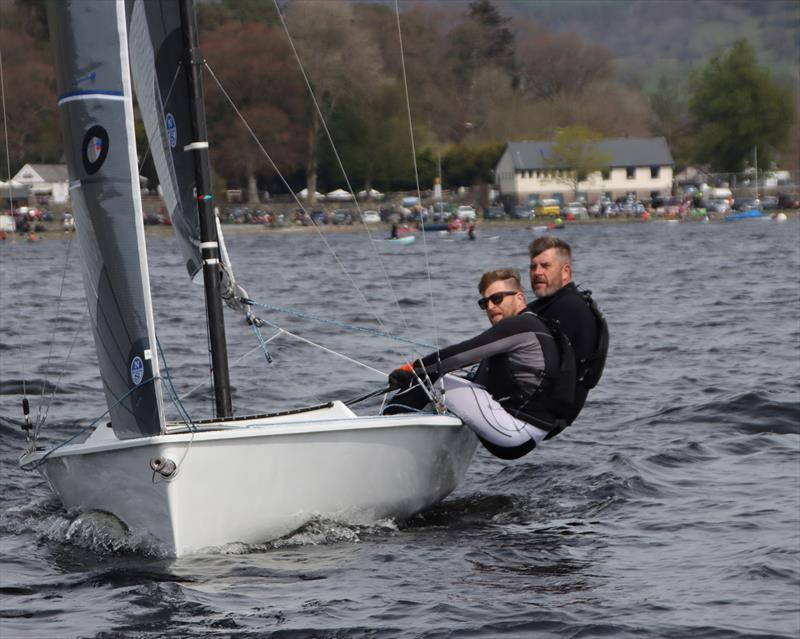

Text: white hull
xmin=22 ymin=402 xmax=477 ymax=556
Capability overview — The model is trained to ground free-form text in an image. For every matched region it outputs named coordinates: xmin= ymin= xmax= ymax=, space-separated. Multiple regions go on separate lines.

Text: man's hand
xmin=388 ymin=362 xmax=417 ymax=389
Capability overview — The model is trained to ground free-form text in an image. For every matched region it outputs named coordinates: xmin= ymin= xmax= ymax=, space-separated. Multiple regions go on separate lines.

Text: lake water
xmin=1 ymin=219 xmax=799 ymax=638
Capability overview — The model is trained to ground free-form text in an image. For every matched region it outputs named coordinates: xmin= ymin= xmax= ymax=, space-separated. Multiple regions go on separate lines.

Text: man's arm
xmin=417 ymin=314 xmax=550 ymax=376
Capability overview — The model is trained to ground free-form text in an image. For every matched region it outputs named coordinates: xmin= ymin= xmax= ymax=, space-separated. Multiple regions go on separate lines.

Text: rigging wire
xmin=34 ymin=233 xmax=77 ymax=429
xmin=393 ymin=0 xmax=441 ymax=356
xmin=271 ymin=0 xmax=415 ymax=339
xmin=0 ymin=34 xmax=30 ymax=429
xmin=204 ymin=63 xmax=406 ymax=346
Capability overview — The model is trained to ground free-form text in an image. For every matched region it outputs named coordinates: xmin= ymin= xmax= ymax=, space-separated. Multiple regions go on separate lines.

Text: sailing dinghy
xmin=19 ymin=0 xmax=476 ymax=556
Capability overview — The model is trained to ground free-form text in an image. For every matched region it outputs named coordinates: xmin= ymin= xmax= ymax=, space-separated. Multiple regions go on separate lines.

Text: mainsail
xmin=48 ymin=0 xmax=164 ymax=439
xmin=127 ymin=0 xmax=203 ymax=278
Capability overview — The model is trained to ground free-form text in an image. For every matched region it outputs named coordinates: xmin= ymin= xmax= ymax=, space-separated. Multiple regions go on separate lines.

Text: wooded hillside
xmin=0 ymin=0 xmax=796 ymax=199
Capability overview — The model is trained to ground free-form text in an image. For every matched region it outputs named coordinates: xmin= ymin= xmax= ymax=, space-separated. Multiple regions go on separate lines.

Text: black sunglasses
xmin=477 ymin=290 xmax=518 ymax=310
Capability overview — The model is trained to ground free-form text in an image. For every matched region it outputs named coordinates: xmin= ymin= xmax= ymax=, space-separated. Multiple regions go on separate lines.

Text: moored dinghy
xmin=19 ymin=0 xmax=476 ymax=557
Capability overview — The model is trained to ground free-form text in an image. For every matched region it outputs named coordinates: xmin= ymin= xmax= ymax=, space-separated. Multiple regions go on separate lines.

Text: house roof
xmin=505 ymin=137 xmax=673 ymax=170
xmin=15 ymin=164 xmax=69 ymax=183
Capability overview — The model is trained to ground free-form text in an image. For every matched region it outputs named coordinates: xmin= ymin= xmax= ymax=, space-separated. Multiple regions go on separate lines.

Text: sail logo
xmin=81 ymin=125 xmax=109 ymax=175
xmin=166 ymin=113 xmax=177 ymax=148
xmin=130 ymin=356 xmax=144 ymax=386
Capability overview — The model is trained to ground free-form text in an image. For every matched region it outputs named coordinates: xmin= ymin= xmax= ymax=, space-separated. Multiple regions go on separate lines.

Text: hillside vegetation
xmin=0 ymin=0 xmax=796 ymax=199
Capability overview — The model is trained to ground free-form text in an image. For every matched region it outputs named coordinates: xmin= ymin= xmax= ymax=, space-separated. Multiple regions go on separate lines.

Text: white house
xmin=12 ymin=164 xmax=70 ymax=205
xmin=495 ymin=137 xmax=674 ymax=204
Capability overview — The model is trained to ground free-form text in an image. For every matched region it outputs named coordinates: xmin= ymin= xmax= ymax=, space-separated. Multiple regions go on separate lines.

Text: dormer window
xmin=626 ymin=167 xmax=635 ymax=180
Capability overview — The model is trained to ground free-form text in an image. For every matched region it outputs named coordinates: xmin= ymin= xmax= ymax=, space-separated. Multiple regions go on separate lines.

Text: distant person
xmin=390 ymin=223 xmax=399 ymax=239
xmin=527 ymin=236 xmax=608 ymax=425
xmin=467 ymin=221 xmax=476 ymax=240
xmin=385 ymin=268 xmax=576 ymax=459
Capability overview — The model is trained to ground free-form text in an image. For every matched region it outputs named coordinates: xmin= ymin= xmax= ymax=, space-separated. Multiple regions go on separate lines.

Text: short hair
xmin=478 ymin=268 xmax=522 ymax=294
xmin=528 ymin=236 xmax=572 ymax=262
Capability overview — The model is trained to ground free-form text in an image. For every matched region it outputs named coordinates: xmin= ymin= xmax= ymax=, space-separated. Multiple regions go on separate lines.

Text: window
xmin=626 ymin=167 xmax=635 ymax=180
xmin=601 ymin=169 xmax=610 ymax=180
xmin=650 ymin=166 xmax=660 ymax=179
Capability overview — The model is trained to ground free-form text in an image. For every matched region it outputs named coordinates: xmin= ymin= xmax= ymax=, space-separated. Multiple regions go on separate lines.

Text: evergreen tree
xmin=689 ymin=40 xmax=793 ymax=172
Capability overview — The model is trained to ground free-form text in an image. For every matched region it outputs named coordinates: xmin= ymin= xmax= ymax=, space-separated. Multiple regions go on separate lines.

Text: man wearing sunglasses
xmin=386 ymin=268 xmax=575 ymax=459
xmin=527 ymin=236 xmax=608 ymax=424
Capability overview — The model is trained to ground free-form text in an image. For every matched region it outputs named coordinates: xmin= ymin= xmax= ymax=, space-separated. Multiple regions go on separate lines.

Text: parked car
xmin=361 ymin=210 xmax=381 ymax=224
xmin=761 ymin=196 xmax=779 ymax=210
xmin=733 ymin=197 xmax=758 ymax=212
xmin=455 ymin=205 xmax=477 ymax=221
xmin=331 ymin=209 xmax=353 ymax=225
xmin=778 ymin=193 xmax=800 ymax=209
xmin=63 ymin=212 xmax=75 ymax=230
xmin=430 ymin=202 xmax=452 ymax=221
xmin=484 ymin=206 xmax=506 ymax=220
xmin=309 ymin=210 xmax=327 ymax=225
xmin=707 ymin=199 xmax=730 ymax=214
xmin=534 ymin=199 xmax=561 ymax=216
xmin=511 ymin=204 xmax=534 ymax=219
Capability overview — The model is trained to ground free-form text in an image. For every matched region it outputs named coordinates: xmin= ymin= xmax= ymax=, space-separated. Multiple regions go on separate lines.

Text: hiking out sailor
xmin=385 ymin=268 xmax=577 ymax=459
xmin=527 ymin=236 xmax=608 ymax=426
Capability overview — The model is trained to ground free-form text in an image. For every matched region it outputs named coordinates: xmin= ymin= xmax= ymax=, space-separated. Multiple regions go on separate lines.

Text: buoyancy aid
xmin=576 ymin=289 xmax=608 ymax=389
xmin=481 ymin=313 xmax=576 ymax=437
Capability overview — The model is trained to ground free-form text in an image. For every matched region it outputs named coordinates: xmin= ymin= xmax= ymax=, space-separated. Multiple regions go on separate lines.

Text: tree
xmin=201 ymin=22 xmax=307 ymax=203
xmin=516 ymin=26 xmax=613 ymax=101
xmin=283 ymin=0 xmax=383 ymax=200
xmin=689 ymin=40 xmax=793 ymax=172
xmin=544 ymin=126 xmax=611 ymax=200
xmin=446 ymin=0 xmax=516 ymax=142
xmin=0 ymin=29 xmax=58 ymax=175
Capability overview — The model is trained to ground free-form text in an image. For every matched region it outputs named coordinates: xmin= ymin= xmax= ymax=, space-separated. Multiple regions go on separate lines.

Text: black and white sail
xmin=48 ymin=0 xmax=164 ymax=439
xmin=127 ymin=0 xmax=204 ymax=279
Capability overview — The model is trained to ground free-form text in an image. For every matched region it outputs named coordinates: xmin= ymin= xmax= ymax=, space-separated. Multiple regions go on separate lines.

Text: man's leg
xmin=439 ymin=374 xmax=548 ymax=459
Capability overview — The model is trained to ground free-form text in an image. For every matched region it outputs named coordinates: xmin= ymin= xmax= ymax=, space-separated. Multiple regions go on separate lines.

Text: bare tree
xmin=283 ymin=0 xmax=383 ymax=201
xmin=0 ymin=29 xmax=57 ymax=174
xmin=517 ymin=28 xmax=614 ymax=101
xmin=202 ymin=22 xmax=307 ymax=202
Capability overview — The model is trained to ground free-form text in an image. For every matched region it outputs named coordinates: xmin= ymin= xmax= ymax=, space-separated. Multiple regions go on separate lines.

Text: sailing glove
xmin=388 ymin=362 xmax=418 ymax=389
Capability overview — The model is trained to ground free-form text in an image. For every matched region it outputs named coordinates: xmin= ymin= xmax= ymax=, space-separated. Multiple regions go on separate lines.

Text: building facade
xmin=495 ymin=137 xmax=674 ymax=204
xmin=12 ymin=164 xmax=70 ymax=205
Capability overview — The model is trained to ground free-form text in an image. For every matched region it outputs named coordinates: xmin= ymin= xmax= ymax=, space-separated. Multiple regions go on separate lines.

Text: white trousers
xmin=437 ymin=374 xmax=549 ymax=450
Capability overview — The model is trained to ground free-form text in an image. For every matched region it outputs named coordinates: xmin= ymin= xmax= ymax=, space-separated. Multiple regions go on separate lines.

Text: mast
xmin=179 ymin=0 xmax=233 ymax=417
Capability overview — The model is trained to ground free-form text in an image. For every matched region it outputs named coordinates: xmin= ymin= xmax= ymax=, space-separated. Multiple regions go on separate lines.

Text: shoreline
xmin=6 ymin=210 xmax=798 ymax=243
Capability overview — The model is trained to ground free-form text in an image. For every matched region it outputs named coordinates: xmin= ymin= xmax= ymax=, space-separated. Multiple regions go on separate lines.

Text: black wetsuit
xmin=388 ymin=310 xmax=571 ymax=434
xmin=527 ymin=282 xmax=599 ymax=423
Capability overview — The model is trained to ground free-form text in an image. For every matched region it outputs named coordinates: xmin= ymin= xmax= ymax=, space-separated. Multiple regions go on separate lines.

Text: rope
xmin=244 ymin=298 xmax=434 ymax=350
xmin=20 ymin=373 xmax=162 ymax=471
xmin=256 ymin=316 xmax=388 ymax=378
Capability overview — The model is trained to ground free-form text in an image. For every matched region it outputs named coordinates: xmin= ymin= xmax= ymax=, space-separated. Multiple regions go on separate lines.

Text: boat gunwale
xmin=20 ymin=412 xmax=466 ymax=462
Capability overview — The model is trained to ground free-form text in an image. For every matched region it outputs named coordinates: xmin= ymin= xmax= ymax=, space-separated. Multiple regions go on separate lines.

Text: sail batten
xmin=47 ymin=0 xmax=165 ymax=439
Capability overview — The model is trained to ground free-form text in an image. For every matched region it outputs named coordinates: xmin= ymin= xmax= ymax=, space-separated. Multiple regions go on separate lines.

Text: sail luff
xmin=47 ymin=0 xmax=165 ymax=439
